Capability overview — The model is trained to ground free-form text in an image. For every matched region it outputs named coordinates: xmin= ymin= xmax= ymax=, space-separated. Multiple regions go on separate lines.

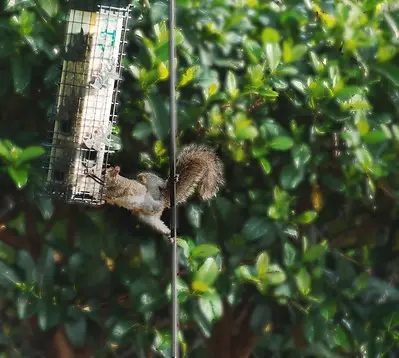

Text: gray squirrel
xmin=102 ymin=144 xmax=225 ymax=235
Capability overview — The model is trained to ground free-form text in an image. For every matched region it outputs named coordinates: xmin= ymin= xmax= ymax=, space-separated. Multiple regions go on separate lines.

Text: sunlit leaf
xmin=11 ymin=56 xmax=31 ymax=94
xmin=192 ymin=258 xmax=219 ymax=291
xmin=265 ymin=43 xmax=281 ymax=73
xmin=8 ymin=167 xmax=29 ymax=189
xmin=0 ymin=260 xmax=20 ymax=289
xmin=295 ymin=267 xmax=311 ymax=295
xmin=295 ymin=211 xmax=317 ymax=224
xmin=261 ymin=27 xmax=280 ymax=43
xmin=255 ymin=251 xmax=270 ymax=280
xmin=39 ymin=0 xmax=59 ymax=17
xmin=198 ymin=292 xmax=223 ymax=324
xmin=192 ymin=244 xmax=220 ymax=259
xmin=269 ymin=136 xmax=294 ymax=150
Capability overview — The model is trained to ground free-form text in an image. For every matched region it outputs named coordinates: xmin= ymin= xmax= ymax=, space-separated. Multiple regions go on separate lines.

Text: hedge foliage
xmin=1 ymin=0 xmax=399 ymax=357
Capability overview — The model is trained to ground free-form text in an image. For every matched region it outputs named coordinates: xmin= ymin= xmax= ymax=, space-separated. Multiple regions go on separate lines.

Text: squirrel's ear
xmin=137 ymin=174 xmax=147 ymax=184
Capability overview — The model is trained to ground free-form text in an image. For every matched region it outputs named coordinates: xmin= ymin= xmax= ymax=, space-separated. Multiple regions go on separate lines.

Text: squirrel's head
xmin=137 ymin=172 xmax=165 ymax=188
xmin=104 ymin=166 xmax=120 ymax=186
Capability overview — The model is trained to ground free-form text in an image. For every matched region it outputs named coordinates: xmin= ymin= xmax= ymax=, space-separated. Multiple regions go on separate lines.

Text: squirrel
xmin=102 ymin=144 xmax=225 ymax=236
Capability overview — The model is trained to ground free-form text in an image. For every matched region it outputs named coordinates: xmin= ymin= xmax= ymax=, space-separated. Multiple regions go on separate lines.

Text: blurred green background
xmin=1 ymin=0 xmax=399 ymax=357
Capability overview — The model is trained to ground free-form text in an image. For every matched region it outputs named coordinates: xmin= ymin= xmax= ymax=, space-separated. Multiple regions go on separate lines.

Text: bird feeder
xmin=43 ymin=0 xmax=131 ymax=206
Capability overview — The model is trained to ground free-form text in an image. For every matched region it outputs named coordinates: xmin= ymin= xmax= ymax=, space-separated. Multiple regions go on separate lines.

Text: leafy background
xmin=1 ymin=0 xmax=399 ymax=357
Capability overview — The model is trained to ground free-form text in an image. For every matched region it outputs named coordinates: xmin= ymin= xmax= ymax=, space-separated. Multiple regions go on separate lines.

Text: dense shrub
xmin=0 ymin=0 xmax=399 ymax=357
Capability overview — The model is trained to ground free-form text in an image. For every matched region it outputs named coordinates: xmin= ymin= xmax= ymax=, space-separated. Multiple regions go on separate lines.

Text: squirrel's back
xmin=162 ymin=144 xmax=225 ymax=206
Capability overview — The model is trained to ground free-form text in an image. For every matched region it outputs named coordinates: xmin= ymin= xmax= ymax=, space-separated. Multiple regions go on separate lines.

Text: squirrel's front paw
xmin=103 ymin=197 xmax=115 ymax=205
xmin=160 ymin=226 xmax=171 ymax=236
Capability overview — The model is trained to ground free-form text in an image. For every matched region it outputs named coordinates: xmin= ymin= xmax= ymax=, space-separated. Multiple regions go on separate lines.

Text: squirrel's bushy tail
xmin=163 ymin=144 xmax=225 ymax=207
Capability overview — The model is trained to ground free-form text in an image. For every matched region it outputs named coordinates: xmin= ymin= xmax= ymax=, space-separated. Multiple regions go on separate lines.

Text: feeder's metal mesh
xmin=43 ymin=1 xmax=131 ymax=206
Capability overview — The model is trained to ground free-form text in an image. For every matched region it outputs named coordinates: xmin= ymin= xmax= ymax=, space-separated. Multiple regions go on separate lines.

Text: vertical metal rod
xmin=168 ymin=0 xmax=178 ymax=356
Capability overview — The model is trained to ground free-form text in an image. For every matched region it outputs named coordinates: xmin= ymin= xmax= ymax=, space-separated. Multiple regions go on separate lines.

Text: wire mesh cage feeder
xmin=43 ymin=0 xmax=132 ymax=206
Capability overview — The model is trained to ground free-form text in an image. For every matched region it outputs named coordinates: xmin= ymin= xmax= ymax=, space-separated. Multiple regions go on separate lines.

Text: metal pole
xmin=168 ymin=0 xmax=178 ymax=355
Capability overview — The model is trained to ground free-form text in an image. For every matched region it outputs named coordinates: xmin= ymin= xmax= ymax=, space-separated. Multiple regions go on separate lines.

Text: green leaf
xmin=0 ymin=141 xmax=11 ymax=160
xmin=303 ymin=243 xmax=327 ymax=262
xmin=0 ymin=260 xmax=20 ymax=288
xmin=321 ymin=174 xmax=346 ymax=192
xmin=192 ymin=258 xmax=219 ymax=292
xmin=320 ymin=300 xmax=336 ymax=321
xmin=5 ymin=0 xmax=33 ymax=11
xmin=8 ymin=167 xmax=28 ymax=189
xmin=291 ymin=79 xmax=307 ymax=93
xmin=11 ymin=56 xmax=31 ymax=94
xmin=64 ymin=318 xmax=87 ymax=348
xmin=152 ymin=331 xmax=173 ymax=357
xmin=261 ymin=27 xmax=280 ymax=43
xmin=38 ymin=299 xmax=61 ymax=331
xmin=109 ymin=134 xmax=122 ymax=151
xmin=194 ymin=68 xmax=219 ymax=88
xmin=177 ymin=238 xmax=191 ymax=259
xmin=17 ymin=292 xmax=37 ymax=319
xmin=0 ymin=242 xmax=16 ymax=265
xmin=151 ymin=1 xmax=168 ymax=22
xmin=132 ymin=122 xmax=152 ymax=140
xmin=303 ymin=316 xmax=315 ymax=344
xmin=295 ymin=267 xmax=311 ymax=295
xmin=265 ymin=43 xmax=281 ymax=73
xmin=36 ymin=196 xmax=53 ymax=220
xmin=295 ymin=211 xmax=317 ymax=224
xmin=374 ymin=64 xmax=399 ymax=87
xmin=250 ymin=304 xmax=272 ymax=334
xmin=274 ymin=283 xmax=292 ymax=299
xmin=291 ymin=44 xmax=308 ymax=62
xmin=242 ymin=217 xmax=276 ymax=244
xmin=145 ymin=92 xmax=169 ymax=140
xmin=7 ymin=213 xmax=25 ymax=235
xmin=198 ymin=292 xmax=223 ymax=324
xmin=226 ymin=70 xmax=238 ymax=96
xmin=192 ymin=244 xmax=220 ymax=259
xmin=292 ymin=144 xmax=311 ymax=168
xmin=110 ymin=320 xmax=136 ymax=344
xmin=363 ymin=130 xmax=388 ymax=144
xmin=17 ymin=250 xmax=37 ymax=282
xmin=310 ymin=51 xmax=322 ymax=73
xmin=235 ymin=125 xmax=258 ymax=140
xmin=259 ymin=158 xmax=271 ymax=174
xmin=255 ymin=251 xmax=270 ymax=280
xmin=283 ymin=242 xmax=297 ymax=267
xmin=266 ymin=264 xmax=286 ymax=285
xmin=38 ymin=247 xmax=56 ymax=291
xmin=334 ymin=325 xmax=351 ymax=351
xmin=355 ymin=147 xmax=373 ymax=171
xmin=235 ymin=265 xmax=257 ymax=282
xmin=39 ymin=0 xmax=59 ymax=17
xmin=44 ymin=63 xmax=61 ymax=86
xmin=280 ymin=164 xmax=304 ymax=190
xmin=18 ymin=146 xmax=45 ymax=162
xmin=158 ymin=62 xmax=169 ymax=80
xmin=166 ymin=277 xmax=190 ymax=303
xmin=269 ymin=136 xmax=294 ymax=150
xmin=247 ymin=64 xmax=264 ymax=87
